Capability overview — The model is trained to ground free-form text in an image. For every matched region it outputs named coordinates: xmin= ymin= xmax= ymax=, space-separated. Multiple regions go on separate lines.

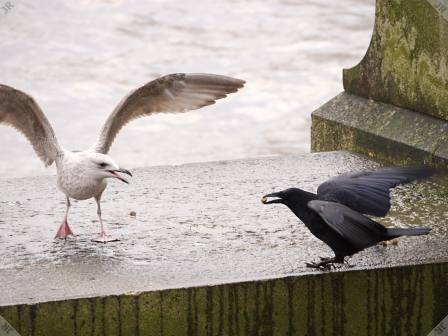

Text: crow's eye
xmin=98 ymin=162 xmax=108 ymax=168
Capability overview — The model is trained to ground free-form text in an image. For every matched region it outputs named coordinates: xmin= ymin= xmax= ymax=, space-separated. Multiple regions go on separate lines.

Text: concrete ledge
xmin=1 ymin=152 xmax=447 ymax=335
xmin=1 ymin=263 xmax=447 ymax=336
xmin=311 ymin=92 xmax=448 ymax=166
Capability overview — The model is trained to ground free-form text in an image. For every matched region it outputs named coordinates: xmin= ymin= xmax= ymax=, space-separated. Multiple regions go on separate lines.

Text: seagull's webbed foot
xmin=92 ymin=232 xmax=119 ymax=243
xmin=55 ymin=220 xmax=74 ymax=239
xmin=306 ymin=256 xmax=345 ymax=270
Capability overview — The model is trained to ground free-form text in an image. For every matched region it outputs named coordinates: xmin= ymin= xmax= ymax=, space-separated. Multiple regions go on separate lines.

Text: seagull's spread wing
xmin=0 ymin=84 xmax=60 ymax=166
xmin=92 ymin=73 xmax=245 ymax=154
xmin=316 ymin=167 xmax=438 ymax=217
xmin=307 ymin=200 xmax=387 ymax=250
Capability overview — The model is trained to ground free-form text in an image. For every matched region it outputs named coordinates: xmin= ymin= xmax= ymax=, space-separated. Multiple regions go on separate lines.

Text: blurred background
xmin=0 ymin=0 xmax=375 ymax=178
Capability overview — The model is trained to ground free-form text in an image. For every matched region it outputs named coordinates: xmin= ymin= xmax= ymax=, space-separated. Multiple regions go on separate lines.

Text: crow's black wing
xmin=316 ymin=167 xmax=438 ymax=217
xmin=307 ymin=200 xmax=388 ymax=250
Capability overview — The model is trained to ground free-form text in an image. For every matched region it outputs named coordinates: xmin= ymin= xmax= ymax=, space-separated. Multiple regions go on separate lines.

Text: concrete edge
xmin=311 ymin=92 xmax=448 ymax=166
xmin=1 ymin=262 xmax=447 ymax=336
xmin=2 ymin=257 xmax=448 ymax=308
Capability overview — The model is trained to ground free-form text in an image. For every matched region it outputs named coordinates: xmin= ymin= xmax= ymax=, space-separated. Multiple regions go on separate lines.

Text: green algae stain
xmin=103 ymin=296 xmax=120 ymax=336
xmin=137 ymin=291 xmax=163 ymax=335
xmin=34 ymin=301 xmax=75 ymax=336
xmin=1 ymin=263 xmax=447 ymax=335
xmin=91 ymin=297 xmax=105 ymax=336
xmin=344 ymin=0 xmax=448 ymax=120
xmin=160 ymin=289 xmax=189 ymax=336
xmin=271 ymin=280 xmax=290 ymax=335
xmin=17 ymin=304 xmax=33 ymax=336
xmin=119 ymin=296 xmax=138 ymax=336
xmin=74 ymin=299 xmax=93 ymax=336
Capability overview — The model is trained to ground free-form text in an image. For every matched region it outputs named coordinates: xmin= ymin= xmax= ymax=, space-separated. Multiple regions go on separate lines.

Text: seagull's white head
xmin=82 ymin=152 xmax=132 ymax=184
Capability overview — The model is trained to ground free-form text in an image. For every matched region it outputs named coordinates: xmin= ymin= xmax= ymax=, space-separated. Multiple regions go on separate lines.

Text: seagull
xmin=0 ymin=73 xmax=245 ymax=242
xmin=261 ymin=166 xmax=438 ymax=268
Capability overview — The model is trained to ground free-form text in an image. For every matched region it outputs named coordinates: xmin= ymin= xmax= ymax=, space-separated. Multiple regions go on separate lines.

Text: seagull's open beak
xmin=107 ymin=168 xmax=132 ymax=184
xmin=118 ymin=168 xmax=133 ymax=177
xmin=261 ymin=192 xmax=284 ymax=204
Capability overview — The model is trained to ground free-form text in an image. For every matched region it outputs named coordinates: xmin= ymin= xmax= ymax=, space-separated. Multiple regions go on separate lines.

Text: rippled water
xmin=0 ymin=0 xmax=374 ymax=178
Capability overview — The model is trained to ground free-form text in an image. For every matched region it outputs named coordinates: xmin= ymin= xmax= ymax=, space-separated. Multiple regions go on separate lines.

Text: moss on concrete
xmin=0 ymin=263 xmax=446 ymax=336
xmin=344 ymin=0 xmax=448 ymax=120
xmin=311 ymin=92 xmax=448 ymax=166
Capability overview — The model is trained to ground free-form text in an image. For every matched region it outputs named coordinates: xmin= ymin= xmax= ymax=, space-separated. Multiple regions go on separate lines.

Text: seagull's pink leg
xmin=55 ymin=197 xmax=74 ymax=239
xmin=55 ymin=219 xmax=74 ymax=238
xmin=92 ymin=196 xmax=119 ymax=243
xmin=92 ymin=231 xmax=119 ymax=243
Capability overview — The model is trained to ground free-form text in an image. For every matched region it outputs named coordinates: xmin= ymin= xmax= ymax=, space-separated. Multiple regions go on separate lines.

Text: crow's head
xmin=261 ymin=188 xmax=304 ymax=205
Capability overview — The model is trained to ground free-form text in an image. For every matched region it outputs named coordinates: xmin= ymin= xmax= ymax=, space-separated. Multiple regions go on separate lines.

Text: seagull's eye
xmin=98 ymin=162 xmax=108 ymax=168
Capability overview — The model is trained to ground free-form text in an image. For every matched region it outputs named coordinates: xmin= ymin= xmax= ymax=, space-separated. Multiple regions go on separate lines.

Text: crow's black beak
xmin=261 ymin=192 xmax=284 ymax=204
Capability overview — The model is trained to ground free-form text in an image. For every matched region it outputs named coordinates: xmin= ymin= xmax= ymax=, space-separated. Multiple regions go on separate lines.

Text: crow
xmin=261 ymin=167 xmax=437 ymax=268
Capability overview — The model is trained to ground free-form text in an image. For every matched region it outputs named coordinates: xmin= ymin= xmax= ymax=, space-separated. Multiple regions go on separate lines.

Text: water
xmin=0 ymin=0 xmax=375 ymax=178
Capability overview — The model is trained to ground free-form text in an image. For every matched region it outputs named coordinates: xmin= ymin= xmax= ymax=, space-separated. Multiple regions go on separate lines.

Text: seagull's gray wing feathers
xmin=0 ymin=84 xmax=60 ymax=166
xmin=92 ymin=73 xmax=245 ymax=154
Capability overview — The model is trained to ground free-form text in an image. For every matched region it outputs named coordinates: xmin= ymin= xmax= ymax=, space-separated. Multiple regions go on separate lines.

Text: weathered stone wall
xmin=1 ymin=263 xmax=447 ymax=336
xmin=311 ymin=92 xmax=448 ymax=166
xmin=312 ymin=0 xmax=448 ymax=164
xmin=344 ymin=0 xmax=448 ymax=120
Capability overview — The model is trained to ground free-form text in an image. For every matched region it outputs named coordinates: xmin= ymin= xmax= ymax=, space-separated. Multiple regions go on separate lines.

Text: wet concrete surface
xmin=0 ymin=151 xmax=447 ymax=306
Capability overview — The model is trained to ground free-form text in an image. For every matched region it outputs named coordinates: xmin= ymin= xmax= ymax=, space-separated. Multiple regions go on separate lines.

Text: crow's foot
xmin=306 ymin=256 xmax=345 ymax=270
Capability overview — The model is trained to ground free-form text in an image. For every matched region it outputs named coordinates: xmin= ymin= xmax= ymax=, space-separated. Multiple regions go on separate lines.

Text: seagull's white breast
xmin=56 ymin=151 xmax=107 ymax=200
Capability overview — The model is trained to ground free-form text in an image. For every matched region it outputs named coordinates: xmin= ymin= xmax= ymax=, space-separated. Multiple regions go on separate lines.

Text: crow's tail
xmin=386 ymin=227 xmax=431 ymax=238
